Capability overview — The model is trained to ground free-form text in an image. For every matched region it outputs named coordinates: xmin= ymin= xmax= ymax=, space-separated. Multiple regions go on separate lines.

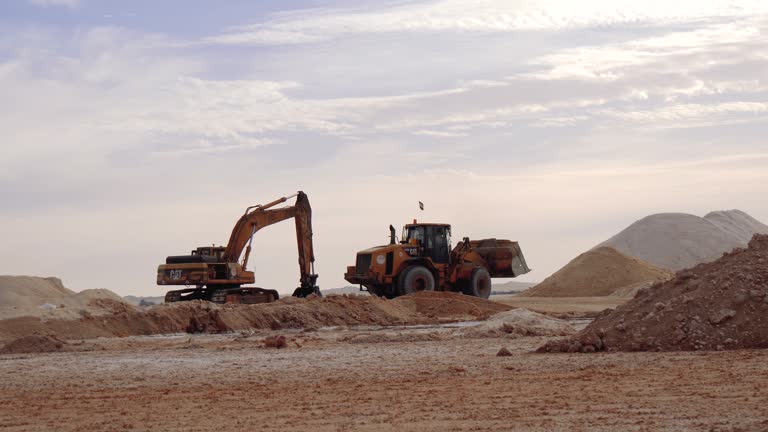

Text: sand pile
xmin=0 ymin=292 xmax=511 ymax=345
xmin=520 ymin=247 xmax=671 ymax=297
xmin=0 ymin=276 xmax=74 ymax=305
xmin=0 ymin=276 xmax=133 ymax=320
xmin=599 ymin=210 xmax=768 ymax=271
xmin=538 ymin=234 xmax=768 ymax=353
xmin=459 ymin=309 xmax=576 ymax=338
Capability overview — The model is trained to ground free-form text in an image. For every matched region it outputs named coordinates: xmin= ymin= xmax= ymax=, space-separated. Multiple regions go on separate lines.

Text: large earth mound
xmin=538 ymin=234 xmax=768 ymax=353
xmin=520 ymin=247 xmax=671 ymax=297
xmin=0 ymin=276 xmax=134 ymax=320
xmin=598 ymin=210 xmax=768 ymax=271
xmin=0 ymin=291 xmax=513 ymax=346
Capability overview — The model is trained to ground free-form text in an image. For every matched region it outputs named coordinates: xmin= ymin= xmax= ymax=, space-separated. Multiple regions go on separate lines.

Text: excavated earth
xmin=539 ymin=234 xmax=768 ymax=353
xmin=0 ymin=291 xmax=512 ymax=350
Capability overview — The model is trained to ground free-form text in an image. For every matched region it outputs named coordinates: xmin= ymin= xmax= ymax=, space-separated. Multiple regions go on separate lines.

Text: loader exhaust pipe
xmin=389 ymin=225 xmax=396 ymax=245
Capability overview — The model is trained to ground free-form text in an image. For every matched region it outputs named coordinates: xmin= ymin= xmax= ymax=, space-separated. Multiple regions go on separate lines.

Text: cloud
xmin=598 ymin=101 xmax=768 ymax=129
xmin=520 ymin=17 xmax=767 ymax=81
xmin=413 ymin=130 xmax=468 ymax=138
xmin=206 ymin=0 xmax=768 ymax=45
xmin=3 ymin=3 xmax=768 ymax=295
xmin=27 ymin=0 xmax=79 ymax=7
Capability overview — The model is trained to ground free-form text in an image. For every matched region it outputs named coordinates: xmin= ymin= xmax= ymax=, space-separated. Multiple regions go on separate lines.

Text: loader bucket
xmin=470 ymin=239 xmax=531 ymax=278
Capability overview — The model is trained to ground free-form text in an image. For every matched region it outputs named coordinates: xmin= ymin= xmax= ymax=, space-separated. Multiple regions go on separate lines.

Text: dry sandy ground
xmin=2 ymin=324 xmax=767 ymax=432
xmin=493 ymin=295 xmax=628 ymax=314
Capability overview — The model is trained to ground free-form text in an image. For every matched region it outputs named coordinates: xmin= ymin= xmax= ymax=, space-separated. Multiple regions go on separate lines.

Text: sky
xmin=1 ymin=0 xmax=766 ymax=296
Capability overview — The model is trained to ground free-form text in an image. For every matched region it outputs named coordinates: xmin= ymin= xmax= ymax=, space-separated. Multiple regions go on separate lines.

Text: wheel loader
xmin=344 ymin=221 xmax=530 ymax=299
xmin=157 ymin=191 xmax=321 ymax=304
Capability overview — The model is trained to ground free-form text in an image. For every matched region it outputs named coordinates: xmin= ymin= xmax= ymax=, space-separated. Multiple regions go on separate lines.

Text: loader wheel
xmin=398 ymin=266 xmax=435 ymax=296
xmin=466 ymin=268 xmax=492 ymax=299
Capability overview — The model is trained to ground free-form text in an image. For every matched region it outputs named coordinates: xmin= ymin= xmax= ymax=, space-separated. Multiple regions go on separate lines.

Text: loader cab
xmin=402 ymin=223 xmax=451 ymax=264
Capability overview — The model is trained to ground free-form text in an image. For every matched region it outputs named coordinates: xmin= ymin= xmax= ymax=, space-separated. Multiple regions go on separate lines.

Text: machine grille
xmin=356 ymin=254 xmax=372 ymax=273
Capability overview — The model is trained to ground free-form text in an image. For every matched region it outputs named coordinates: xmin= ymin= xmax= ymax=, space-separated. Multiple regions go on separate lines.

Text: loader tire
xmin=466 ymin=268 xmax=492 ymax=299
xmin=398 ymin=265 xmax=435 ymax=296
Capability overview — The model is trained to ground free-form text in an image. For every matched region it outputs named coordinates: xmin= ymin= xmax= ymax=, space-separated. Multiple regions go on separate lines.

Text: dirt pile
xmin=459 ymin=309 xmax=576 ymax=338
xmin=393 ymin=291 xmax=511 ymax=319
xmin=0 ymin=291 xmax=511 ymax=344
xmin=538 ymin=234 xmax=768 ymax=353
xmin=0 ymin=276 xmax=74 ymax=305
xmin=520 ymin=247 xmax=672 ymax=297
xmin=599 ymin=210 xmax=768 ymax=271
xmin=0 ymin=276 xmax=134 ymax=320
xmin=0 ymin=335 xmax=67 ymax=354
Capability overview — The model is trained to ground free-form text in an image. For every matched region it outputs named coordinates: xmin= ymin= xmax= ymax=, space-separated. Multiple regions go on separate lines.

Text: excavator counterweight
xmin=157 ymin=191 xmax=321 ymax=304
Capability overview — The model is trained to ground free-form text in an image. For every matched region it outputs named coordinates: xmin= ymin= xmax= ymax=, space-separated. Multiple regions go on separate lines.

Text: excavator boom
xmin=222 ymin=191 xmax=318 ymax=297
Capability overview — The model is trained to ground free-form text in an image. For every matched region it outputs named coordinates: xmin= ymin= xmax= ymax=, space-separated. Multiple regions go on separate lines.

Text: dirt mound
xmin=0 ymin=276 xmax=75 ymax=306
xmin=74 ymin=289 xmax=125 ymax=303
xmin=599 ymin=210 xmax=768 ymax=271
xmin=0 ymin=335 xmax=67 ymax=354
xmin=394 ymin=291 xmax=511 ymax=319
xmin=0 ymin=276 xmax=133 ymax=320
xmin=459 ymin=309 xmax=576 ymax=338
xmin=0 ymin=292 xmax=510 ymax=344
xmin=520 ymin=247 xmax=671 ymax=297
xmin=538 ymin=234 xmax=768 ymax=353
xmin=0 ymin=287 xmax=518 ymax=346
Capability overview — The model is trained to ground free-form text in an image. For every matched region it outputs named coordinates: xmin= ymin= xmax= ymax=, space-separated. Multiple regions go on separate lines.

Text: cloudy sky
xmin=1 ymin=0 xmax=766 ymax=296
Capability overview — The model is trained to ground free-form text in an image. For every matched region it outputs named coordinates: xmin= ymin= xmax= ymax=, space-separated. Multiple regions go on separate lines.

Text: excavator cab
xmin=402 ymin=223 xmax=452 ymax=264
xmin=193 ymin=247 xmax=225 ymax=260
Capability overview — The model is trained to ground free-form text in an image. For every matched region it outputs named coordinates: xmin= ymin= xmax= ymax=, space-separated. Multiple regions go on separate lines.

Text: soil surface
xmin=1 ymin=327 xmax=767 ymax=431
xmin=493 ymin=295 xmax=627 ymax=315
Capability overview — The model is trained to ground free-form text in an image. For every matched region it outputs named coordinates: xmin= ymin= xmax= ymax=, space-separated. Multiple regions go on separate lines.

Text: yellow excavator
xmin=157 ymin=191 xmax=320 ymax=303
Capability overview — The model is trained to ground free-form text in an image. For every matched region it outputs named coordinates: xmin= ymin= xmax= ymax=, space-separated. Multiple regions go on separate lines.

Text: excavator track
xmin=164 ymin=288 xmax=210 ymax=303
xmin=210 ymin=287 xmax=279 ymax=304
xmin=164 ymin=287 xmax=279 ymax=304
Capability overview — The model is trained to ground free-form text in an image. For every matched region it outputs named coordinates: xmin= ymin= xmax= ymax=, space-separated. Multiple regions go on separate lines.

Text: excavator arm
xmin=222 ymin=191 xmax=320 ymax=297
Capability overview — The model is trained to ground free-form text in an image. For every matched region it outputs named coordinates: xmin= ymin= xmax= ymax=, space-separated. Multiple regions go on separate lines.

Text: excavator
xmin=157 ymin=191 xmax=321 ymax=304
